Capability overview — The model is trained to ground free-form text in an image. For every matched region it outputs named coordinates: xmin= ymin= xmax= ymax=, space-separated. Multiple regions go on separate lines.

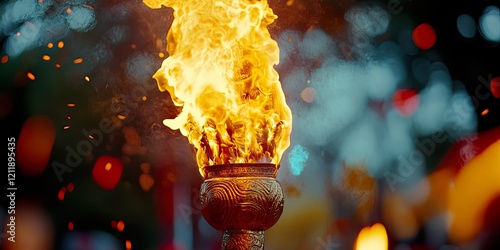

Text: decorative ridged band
xmin=202 ymin=163 xmax=278 ymax=179
xmin=222 ymin=230 xmax=264 ymax=250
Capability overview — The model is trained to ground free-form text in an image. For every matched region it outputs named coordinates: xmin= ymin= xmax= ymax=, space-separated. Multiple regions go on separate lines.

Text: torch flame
xmin=354 ymin=223 xmax=388 ymax=250
xmin=144 ymin=0 xmax=292 ymax=175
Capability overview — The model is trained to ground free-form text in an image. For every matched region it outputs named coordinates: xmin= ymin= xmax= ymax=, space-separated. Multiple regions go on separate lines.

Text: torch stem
xmin=222 ymin=230 xmax=265 ymax=250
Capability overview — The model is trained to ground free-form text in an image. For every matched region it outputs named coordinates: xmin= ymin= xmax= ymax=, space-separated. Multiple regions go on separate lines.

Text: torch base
xmin=200 ymin=163 xmax=284 ymax=250
xmin=222 ymin=230 xmax=264 ymax=250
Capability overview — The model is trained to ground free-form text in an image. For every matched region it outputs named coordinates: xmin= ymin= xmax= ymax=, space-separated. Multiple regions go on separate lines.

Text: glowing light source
xmin=58 ymin=41 xmax=64 ymax=48
xmin=491 ymin=76 xmax=500 ymax=98
xmin=74 ymin=58 xmax=83 ymax=64
xmin=67 ymin=183 xmax=74 ymax=192
xmin=117 ymin=220 xmax=125 ymax=232
xmin=392 ymin=89 xmax=419 ymax=116
xmin=42 ymin=55 xmax=51 ymax=61
xmin=300 ymin=87 xmax=316 ymax=103
xmin=288 ymin=144 xmax=308 ymax=176
xmin=47 ymin=43 xmax=53 ymax=48
xmin=481 ymin=109 xmax=489 ymax=116
xmin=84 ymin=76 xmax=90 ymax=82
xmin=125 ymin=240 xmax=132 ymax=250
xmin=27 ymin=72 xmax=36 ymax=80
xmin=92 ymin=156 xmax=123 ymax=190
xmin=1 ymin=55 xmax=8 ymax=63
xmin=412 ymin=23 xmax=436 ymax=50
xmin=457 ymin=14 xmax=476 ymax=38
xmin=68 ymin=222 xmax=74 ymax=231
xmin=479 ymin=6 xmax=500 ymax=42
xmin=16 ymin=115 xmax=56 ymax=176
xmin=139 ymin=173 xmax=155 ymax=191
xmin=448 ymin=138 xmax=500 ymax=243
xmin=58 ymin=187 xmax=66 ymax=201
xmin=354 ymin=223 xmax=388 ymax=250
xmin=143 ymin=0 xmax=292 ymax=174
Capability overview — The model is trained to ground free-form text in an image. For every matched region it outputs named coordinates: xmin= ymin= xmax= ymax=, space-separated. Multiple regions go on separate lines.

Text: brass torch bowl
xmin=200 ymin=163 xmax=284 ymax=250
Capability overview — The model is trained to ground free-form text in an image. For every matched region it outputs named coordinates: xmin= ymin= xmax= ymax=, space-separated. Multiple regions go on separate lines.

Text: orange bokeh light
xmin=117 ymin=220 xmax=125 ymax=232
xmin=27 ymin=72 xmax=36 ymax=80
xmin=16 ymin=115 xmax=56 ymax=176
xmin=447 ymin=138 xmax=500 ymax=243
xmin=354 ymin=223 xmax=388 ymax=250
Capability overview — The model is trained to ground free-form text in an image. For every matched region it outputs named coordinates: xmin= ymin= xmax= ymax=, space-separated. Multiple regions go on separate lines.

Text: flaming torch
xmin=143 ymin=0 xmax=292 ymax=248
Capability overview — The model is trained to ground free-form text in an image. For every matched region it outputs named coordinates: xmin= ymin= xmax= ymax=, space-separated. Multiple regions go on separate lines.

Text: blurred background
xmin=0 ymin=0 xmax=499 ymax=249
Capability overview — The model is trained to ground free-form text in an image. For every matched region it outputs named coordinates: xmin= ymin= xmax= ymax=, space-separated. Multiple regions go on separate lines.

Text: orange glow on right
xmin=447 ymin=138 xmax=500 ymax=243
xmin=354 ymin=223 xmax=388 ymax=250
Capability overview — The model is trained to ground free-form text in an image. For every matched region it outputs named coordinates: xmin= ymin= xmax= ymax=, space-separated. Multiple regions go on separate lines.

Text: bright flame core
xmin=144 ymin=0 xmax=292 ymax=174
xmin=354 ymin=223 xmax=388 ymax=250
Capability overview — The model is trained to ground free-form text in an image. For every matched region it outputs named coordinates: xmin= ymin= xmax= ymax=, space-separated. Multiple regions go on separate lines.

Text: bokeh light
xmin=92 ymin=155 xmax=123 ymax=190
xmin=288 ymin=144 xmax=308 ymax=176
xmin=16 ymin=115 xmax=56 ymax=176
xmin=491 ymin=76 xmax=500 ymax=98
xmin=354 ymin=223 xmax=388 ymax=250
xmin=456 ymin=14 xmax=476 ymax=38
xmin=392 ymin=89 xmax=419 ymax=117
xmin=412 ymin=23 xmax=437 ymax=50
xmin=479 ymin=6 xmax=500 ymax=42
xmin=448 ymin=139 xmax=500 ymax=243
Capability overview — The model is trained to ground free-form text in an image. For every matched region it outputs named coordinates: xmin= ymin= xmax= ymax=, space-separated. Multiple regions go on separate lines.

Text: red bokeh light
xmin=16 ymin=115 xmax=56 ymax=176
xmin=392 ymin=89 xmax=420 ymax=116
xmin=412 ymin=23 xmax=437 ymax=50
xmin=58 ymin=187 xmax=66 ymax=201
xmin=491 ymin=76 xmax=500 ymax=98
xmin=117 ymin=220 xmax=125 ymax=232
xmin=92 ymin=155 xmax=123 ymax=190
xmin=67 ymin=182 xmax=74 ymax=193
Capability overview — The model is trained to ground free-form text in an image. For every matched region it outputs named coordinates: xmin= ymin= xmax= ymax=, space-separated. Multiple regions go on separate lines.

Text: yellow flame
xmin=354 ymin=223 xmax=388 ymax=250
xmin=144 ymin=0 xmax=292 ymax=174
